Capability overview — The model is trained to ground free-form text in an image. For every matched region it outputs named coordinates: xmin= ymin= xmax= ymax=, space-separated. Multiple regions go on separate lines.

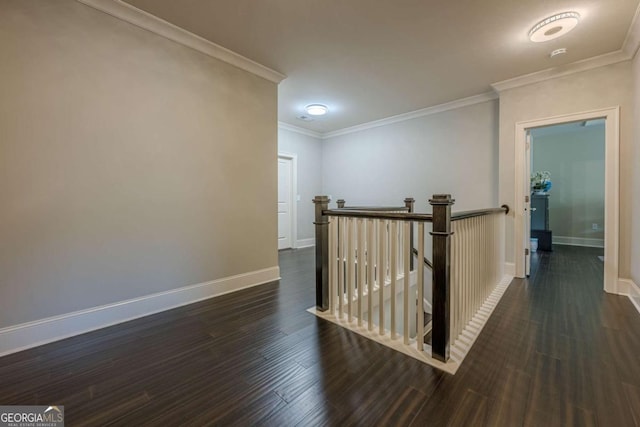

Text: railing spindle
xmin=329 ymin=217 xmax=337 ymax=314
xmin=347 ymin=218 xmax=355 ymax=321
xmin=338 ymin=217 xmax=345 ymax=319
xmin=390 ymin=221 xmax=398 ymax=340
xmin=403 ymin=221 xmax=411 ymax=344
xmin=417 ymin=223 xmax=425 ymax=351
xmin=357 ymin=219 xmax=365 ymax=326
xmin=378 ymin=220 xmax=387 ymax=335
xmin=367 ymin=219 xmax=375 ymax=330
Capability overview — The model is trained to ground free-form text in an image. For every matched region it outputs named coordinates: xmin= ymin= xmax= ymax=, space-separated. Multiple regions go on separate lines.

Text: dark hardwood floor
xmin=1 ymin=245 xmax=640 ymax=426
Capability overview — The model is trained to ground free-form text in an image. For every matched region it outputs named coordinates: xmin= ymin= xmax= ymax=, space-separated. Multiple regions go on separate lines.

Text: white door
xmin=277 ymin=157 xmax=293 ymax=250
xmin=524 ymin=131 xmax=532 ymax=276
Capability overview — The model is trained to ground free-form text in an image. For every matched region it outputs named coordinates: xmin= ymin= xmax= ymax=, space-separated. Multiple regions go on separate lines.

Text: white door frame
xmin=278 ymin=152 xmax=298 ymax=249
xmin=514 ymin=107 xmax=619 ymax=293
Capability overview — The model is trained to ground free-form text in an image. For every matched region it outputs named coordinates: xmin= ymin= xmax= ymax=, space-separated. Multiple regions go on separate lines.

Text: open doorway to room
xmin=527 ymin=120 xmax=605 ymax=281
xmin=514 ymin=107 xmax=619 ymax=293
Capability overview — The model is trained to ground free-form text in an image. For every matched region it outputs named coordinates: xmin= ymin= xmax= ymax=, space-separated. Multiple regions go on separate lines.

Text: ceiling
xmin=123 ymin=0 xmax=639 ymax=134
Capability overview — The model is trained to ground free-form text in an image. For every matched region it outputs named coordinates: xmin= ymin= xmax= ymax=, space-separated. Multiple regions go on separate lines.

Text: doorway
xmin=277 ymin=153 xmax=297 ymax=250
xmin=526 ymin=120 xmax=606 ymax=279
xmin=514 ymin=107 xmax=620 ymax=293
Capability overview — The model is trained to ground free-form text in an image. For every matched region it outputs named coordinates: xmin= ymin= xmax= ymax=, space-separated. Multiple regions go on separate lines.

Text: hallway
xmin=0 ymin=246 xmax=639 ymax=425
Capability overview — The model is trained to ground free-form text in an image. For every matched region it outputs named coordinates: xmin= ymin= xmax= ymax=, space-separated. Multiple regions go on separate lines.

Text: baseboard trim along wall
xmin=618 ymin=278 xmax=640 ymax=314
xmin=504 ymin=262 xmax=516 ymax=277
xmin=295 ymin=238 xmax=315 ymax=249
xmin=552 ymin=236 xmax=605 ymax=248
xmin=0 ymin=266 xmax=280 ymax=357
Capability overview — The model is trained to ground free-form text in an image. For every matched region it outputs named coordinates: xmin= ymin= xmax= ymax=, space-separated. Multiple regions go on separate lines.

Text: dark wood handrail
xmin=334 ymin=206 xmax=410 ymax=212
xmin=412 ymin=248 xmax=433 ymax=270
xmin=323 ymin=209 xmax=433 ymax=222
xmin=451 ymin=205 xmax=509 ymax=221
xmin=324 ymin=205 xmax=509 ymax=222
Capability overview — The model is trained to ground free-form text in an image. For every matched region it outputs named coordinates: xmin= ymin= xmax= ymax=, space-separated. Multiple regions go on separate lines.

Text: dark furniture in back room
xmin=531 ymin=193 xmax=552 ymax=251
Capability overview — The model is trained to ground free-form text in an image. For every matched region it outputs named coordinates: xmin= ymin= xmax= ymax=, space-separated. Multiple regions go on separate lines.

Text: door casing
xmin=514 ymin=107 xmax=619 ymax=293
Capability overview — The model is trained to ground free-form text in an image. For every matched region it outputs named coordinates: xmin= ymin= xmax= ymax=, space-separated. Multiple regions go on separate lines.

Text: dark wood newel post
xmin=404 ymin=197 xmax=415 ymax=270
xmin=337 ymin=199 xmax=346 ymax=208
xmin=313 ymin=196 xmax=331 ymax=311
xmin=430 ymin=194 xmax=454 ymax=362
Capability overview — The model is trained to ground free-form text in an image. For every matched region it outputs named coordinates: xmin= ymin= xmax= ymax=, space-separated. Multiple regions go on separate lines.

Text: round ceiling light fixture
xmin=529 ymin=12 xmax=580 ymax=43
xmin=305 ymin=104 xmax=329 ymax=116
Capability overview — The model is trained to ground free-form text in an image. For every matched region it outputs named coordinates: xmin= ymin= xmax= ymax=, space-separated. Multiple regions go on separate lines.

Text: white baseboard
xmin=618 ymin=278 xmax=640 ymax=314
xmin=295 ymin=238 xmax=315 ymax=249
xmin=0 ymin=266 xmax=280 ymax=357
xmin=552 ymin=236 xmax=604 ymax=248
xmin=308 ymin=274 xmax=513 ymax=375
xmin=504 ymin=262 xmax=515 ymax=277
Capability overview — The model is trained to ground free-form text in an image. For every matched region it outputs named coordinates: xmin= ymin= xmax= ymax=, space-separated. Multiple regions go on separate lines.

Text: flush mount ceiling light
xmin=305 ymin=104 xmax=328 ymax=116
xmin=529 ymin=12 xmax=580 ymax=43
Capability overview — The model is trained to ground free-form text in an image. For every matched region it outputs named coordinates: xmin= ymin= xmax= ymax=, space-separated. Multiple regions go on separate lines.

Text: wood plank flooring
xmin=1 ymin=245 xmax=640 ymax=425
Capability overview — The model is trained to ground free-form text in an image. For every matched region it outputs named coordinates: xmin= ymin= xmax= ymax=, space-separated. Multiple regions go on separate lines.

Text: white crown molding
xmin=322 ymin=92 xmax=498 ymax=140
xmin=492 ymin=4 xmax=640 ymax=94
xmin=0 ymin=266 xmax=280 ymax=357
xmin=491 ymin=50 xmax=631 ymax=93
xmin=623 ymin=3 xmax=640 ymax=59
xmin=278 ymin=122 xmax=323 ymax=139
xmin=75 ymin=0 xmax=286 ymax=84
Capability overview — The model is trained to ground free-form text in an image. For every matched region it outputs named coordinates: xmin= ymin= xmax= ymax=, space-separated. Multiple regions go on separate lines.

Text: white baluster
xmin=347 ymin=218 xmax=355 ymax=321
xmin=357 ymin=219 xmax=365 ymax=326
xmin=367 ymin=219 xmax=375 ymax=331
xmin=338 ymin=217 xmax=345 ymax=319
xmin=450 ymin=221 xmax=458 ymax=342
xmin=329 ymin=217 xmax=337 ymax=314
xmin=378 ymin=220 xmax=387 ymax=335
xmin=390 ymin=221 xmax=398 ymax=340
xmin=403 ymin=221 xmax=410 ymax=345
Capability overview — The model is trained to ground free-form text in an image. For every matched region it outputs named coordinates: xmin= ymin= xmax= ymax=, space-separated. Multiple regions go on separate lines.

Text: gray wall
xmin=277 ymin=127 xmax=323 ymax=244
xmin=531 ymin=125 xmax=605 ymax=242
xmin=499 ymin=61 xmax=633 ymax=277
xmin=0 ymin=0 xmax=278 ymax=328
xmin=322 ymin=100 xmax=499 ymax=212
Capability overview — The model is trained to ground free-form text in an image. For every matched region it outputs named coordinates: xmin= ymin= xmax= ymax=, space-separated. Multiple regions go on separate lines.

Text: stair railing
xmin=313 ymin=194 xmax=509 ymax=363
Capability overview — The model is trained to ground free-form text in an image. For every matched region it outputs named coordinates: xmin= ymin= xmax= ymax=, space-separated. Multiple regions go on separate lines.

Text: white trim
xmin=321 ymin=92 xmax=497 ymax=140
xmin=75 ymin=0 xmax=286 ymax=84
xmin=491 ymin=50 xmax=630 ymax=92
xmin=0 ymin=267 xmax=280 ymax=357
xmin=278 ymin=122 xmax=323 ymax=139
xmin=295 ymin=238 xmax=315 ymax=249
xmin=618 ymin=278 xmax=637 ymax=295
xmin=622 ymin=3 xmax=640 ymax=59
xmin=552 ymin=236 xmax=605 ymax=248
xmin=514 ymin=107 xmax=619 ymax=294
xmin=618 ymin=278 xmax=640 ymax=314
xmin=504 ymin=262 xmax=516 ymax=277
xmin=308 ymin=274 xmax=513 ymax=375
xmin=278 ymin=153 xmax=298 ymax=249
